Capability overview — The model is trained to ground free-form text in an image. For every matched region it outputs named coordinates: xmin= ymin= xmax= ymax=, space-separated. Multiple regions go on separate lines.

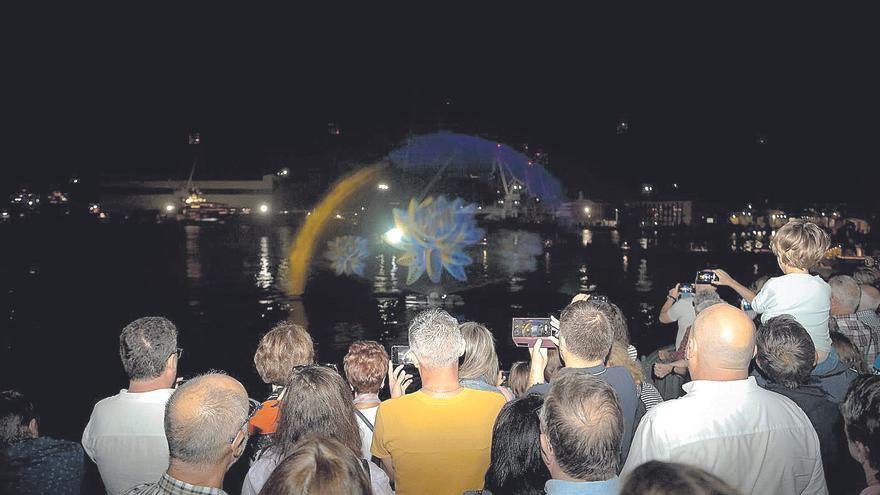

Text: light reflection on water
xmin=256 ymin=236 xmax=273 ymax=290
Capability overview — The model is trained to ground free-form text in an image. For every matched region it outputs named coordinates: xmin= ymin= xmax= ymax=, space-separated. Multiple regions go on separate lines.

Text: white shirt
xmin=751 ymin=274 xmax=832 ymax=353
xmin=666 ymin=297 xmax=696 ymax=348
xmin=242 ymin=451 xmax=393 ymax=495
xmin=81 ymin=388 xmax=174 ymax=495
xmin=355 ymin=405 xmax=379 ymax=460
xmin=622 ymin=377 xmax=827 ymax=495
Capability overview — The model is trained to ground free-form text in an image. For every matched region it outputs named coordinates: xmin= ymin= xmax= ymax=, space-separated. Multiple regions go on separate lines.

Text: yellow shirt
xmin=371 ymin=388 xmax=506 ymax=495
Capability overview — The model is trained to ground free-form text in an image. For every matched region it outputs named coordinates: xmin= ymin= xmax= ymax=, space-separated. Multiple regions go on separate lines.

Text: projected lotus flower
xmin=324 ymin=235 xmax=369 ymax=277
xmin=495 ymin=230 xmax=543 ymax=275
xmin=392 ymin=196 xmax=484 ymax=284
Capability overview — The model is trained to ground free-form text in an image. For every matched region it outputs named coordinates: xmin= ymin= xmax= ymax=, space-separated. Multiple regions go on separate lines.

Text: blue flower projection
xmin=324 ymin=235 xmax=369 ymax=277
xmin=495 ymin=230 xmax=543 ymax=275
xmin=392 ymin=196 xmax=485 ymax=284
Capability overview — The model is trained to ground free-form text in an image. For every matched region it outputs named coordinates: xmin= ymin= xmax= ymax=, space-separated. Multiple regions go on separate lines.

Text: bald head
xmin=165 ymin=373 xmax=249 ymax=465
xmin=859 ymin=284 xmax=880 ymax=312
xmin=690 ymin=304 xmax=756 ymax=376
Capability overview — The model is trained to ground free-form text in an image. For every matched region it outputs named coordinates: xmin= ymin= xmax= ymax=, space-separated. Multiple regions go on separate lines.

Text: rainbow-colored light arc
xmin=286 ymin=164 xmax=386 ymax=296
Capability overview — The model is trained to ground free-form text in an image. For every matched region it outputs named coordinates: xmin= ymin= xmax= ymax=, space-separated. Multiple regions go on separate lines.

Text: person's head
xmin=606 ymin=342 xmax=643 ymax=386
xmin=770 ymin=219 xmax=830 ymax=271
xmin=407 ymin=308 xmax=465 ymax=370
xmin=859 ymin=284 xmax=880 ymax=312
xmin=840 ymin=375 xmax=880 ymax=478
xmin=831 ymin=332 xmax=869 ymax=374
xmin=508 ymin=361 xmax=531 ymax=398
xmin=852 ymin=267 xmax=880 ymax=286
xmin=119 ymin=317 xmax=179 ymax=387
xmin=484 ymin=394 xmax=551 ymax=495
xmin=539 ymin=372 xmax=622 ymax=482
xmin=342 ymin=340 xmax=388 ymax=395
xmin=693 ymin=290 xmax=724 ymax=315
xmin=592 ymin=301 xmax=630 ymax=346
xmin=458 ymin=322 xmax=501 ymax=386
xmin=620 ymin=461 xmax=743 ymax=495
xmin=164 ymin=373 xmax=250 ymax=471
xmin=751 ymin=275 xmax=771 ymax=293
xmin=543 ymin=348 xmax=563 ymax=383
xmin=258 ymin=436 xmax=371 ymax=495
xmin=558 ymin=301 xmax=614 ymax=364
xmin=0 ymin=391 xmax=38 ymax=446
xmin=829 ymin=275 xmax=861 ymax=316
xmin=686 ymin=304 xmax=756 ymax=381
xmin=755 ymin=315 xmax=815 ymax=389
xmin=272 ymin=365 xmax=361 ymax=460
xmin=254 ymin=322 xmax=315 ymax=386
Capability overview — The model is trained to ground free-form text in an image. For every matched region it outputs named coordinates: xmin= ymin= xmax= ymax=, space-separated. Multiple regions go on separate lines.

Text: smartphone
xmin=389 ymin=345 xmax=421 ymax=393
xmin=696 ymin=270 xmax=719 ymax=284
xmin=740 ymin=298 xmax=753 ymax=312
xmin=390 ymin=345 xmax=412 ymax=367
xmin=512 ymin=317 xmax=558 ymax=348
xmin=679 ymin=283 xmax=694 ymax=296
xmin=588 ymin=294 xmax=609 ymax=304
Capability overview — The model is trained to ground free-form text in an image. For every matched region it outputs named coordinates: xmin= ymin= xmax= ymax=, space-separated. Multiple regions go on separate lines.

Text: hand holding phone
xmin=512 ymin=318 xmax=558 ymax=348
xmin=696 ymin=270 xmax=720 ymax=284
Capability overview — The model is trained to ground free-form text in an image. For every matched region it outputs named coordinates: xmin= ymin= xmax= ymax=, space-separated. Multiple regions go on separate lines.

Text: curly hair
xmin=770 ymin=219 xmax=830 ymax=270
xmin=343 ymin=341 xmax=388 ymax=394
xmin=254 ymin=322 xmax=315 ymax=385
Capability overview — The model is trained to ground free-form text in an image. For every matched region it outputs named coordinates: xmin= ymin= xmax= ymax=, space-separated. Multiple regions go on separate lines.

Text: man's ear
xmin=231 ymin=430 xmax=247 ymax=460
xmin=539 ymin=432 xmax=553 ymax=466
xmin=686 ymin=335 xmax=697 ymax=361
xmin=27 ymin=418 xmax=38 ymax=438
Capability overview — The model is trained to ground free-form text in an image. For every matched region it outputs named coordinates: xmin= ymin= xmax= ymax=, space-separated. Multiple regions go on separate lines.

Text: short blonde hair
xmin=458 ymin=322 xmax=500 ymax=386
xmin=254 ymin=323 xmax=315 ymax=385
xmin=770 ymin=219 xmax=830 ymax=270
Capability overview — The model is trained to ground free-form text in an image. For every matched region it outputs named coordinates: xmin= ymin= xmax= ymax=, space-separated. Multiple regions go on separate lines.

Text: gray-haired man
xmin=82 ymin=317 xmax=181 ymax=495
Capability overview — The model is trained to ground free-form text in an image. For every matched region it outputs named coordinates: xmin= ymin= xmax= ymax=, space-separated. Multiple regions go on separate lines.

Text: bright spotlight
xmin=377 ymin=183 xmax=390 ymax=191
xmin=384 ymin=228 xmax=403 ymax=245
xmin=584 ymin=206 xmax=591 ymax=214
xmin=259 ymin=204 xmax=269 ymax=214
xmin=165 ymin=204 xmax=176 ymax=213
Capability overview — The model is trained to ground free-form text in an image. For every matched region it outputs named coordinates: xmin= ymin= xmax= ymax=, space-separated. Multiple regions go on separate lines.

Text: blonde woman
xmin=458 ymin=322 xmax=515 ymax=401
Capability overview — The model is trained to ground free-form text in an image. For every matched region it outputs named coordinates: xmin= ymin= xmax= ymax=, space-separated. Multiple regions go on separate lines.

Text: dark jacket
xmin=0 ymin=437 xmax=84 ymax=495
xmin=761 ymin=382 xmax=863 ymax=494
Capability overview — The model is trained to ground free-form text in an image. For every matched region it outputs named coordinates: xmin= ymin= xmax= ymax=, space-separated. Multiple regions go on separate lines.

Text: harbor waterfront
xmin=0 ymin=220 xmax=841 ymax=441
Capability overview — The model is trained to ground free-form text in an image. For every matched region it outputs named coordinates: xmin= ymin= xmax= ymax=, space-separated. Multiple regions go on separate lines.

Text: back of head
xmin=408 ymin=308 xmax=465 ymax=368
xmin=831 ymin=332 xmax=869 ymax=374
xmin=165 ymin=373 xmax=249 ymax=466
xmin=0 ymin=390 xmax=36 ymax=446
xmin=540 ymin=372 xmax=622 ymax=481
xmin=258 ymin=436 xmax=371 ymax=495
xmin=485 ymin=394 xmax=550 ymax=495
xmin=458 ymin=322 xmax=500 ymax=385
xmin=343 ymin=340 xmax=388 ymax=395
xmin=255 ymin=323 xmax=315 ymax=386
xmin=859 ymin=284 xmax=880 ymax=312
xmin=508 ymin=361 xmax=531 ymax=397
xmin=620 ymin=461 xmax=743 ymax=495
xmin=756 ymin=316 xmax=815 ymax=388
xmin=829 ymin=275 xmax=861 ymax=314
xmin=119 ymin=317 xmax=178 ymax=381
xmin=693 ymin=290 xmax=724 ymax=315
xmin=690 ymin=304 xmax=756 ymax=375
xmin=274 ymin=366 xmax=361 ymax=460
xmin=840 ymin=375 xmax=880 ymax=474
xmin=770 ymin=219 xmax=830 ymax=270
xmin=606 ymin=342 xmax=643 ymax=386
xmin=558 ymin=301 xmax=614 ymax=362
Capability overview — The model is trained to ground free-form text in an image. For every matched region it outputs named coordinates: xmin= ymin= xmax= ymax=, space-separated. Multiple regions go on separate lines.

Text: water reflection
xmin=581 ymin=229 xmax=593 ymax=246
xmin=185 ymin=226 xmax=202 ymax=282
xmin=255 ymin=236 xmax=273 ymax=290
xmin=634 ymin=258 xmax=653 ymax=292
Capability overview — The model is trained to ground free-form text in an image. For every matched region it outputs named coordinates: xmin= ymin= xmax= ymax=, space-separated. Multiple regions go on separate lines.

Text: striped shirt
xmin=831 ymin=311 xmax=880 ymax=368
xmin=124 ymin=474 xmax=227 ymax=495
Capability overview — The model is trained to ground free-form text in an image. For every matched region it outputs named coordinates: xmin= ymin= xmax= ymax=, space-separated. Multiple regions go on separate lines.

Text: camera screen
xmin=679 ymin=283 xmax=694 ymax=294
xmin=512 ymin=318 xmax=553 ymax=337
xmin=390 ymin=346 xmax=411 ymax=366
xmin=696 ymin=271 xmax=718 ymax=284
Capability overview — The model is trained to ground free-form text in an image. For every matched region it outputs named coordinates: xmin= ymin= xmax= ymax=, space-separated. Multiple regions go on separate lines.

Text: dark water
xmin=0 ymin=222 xmax=778 ymax=441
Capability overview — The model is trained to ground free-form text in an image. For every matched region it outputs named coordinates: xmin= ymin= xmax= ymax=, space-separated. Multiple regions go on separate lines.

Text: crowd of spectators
xmin=2 ymin=218 xmax=880 ymax=494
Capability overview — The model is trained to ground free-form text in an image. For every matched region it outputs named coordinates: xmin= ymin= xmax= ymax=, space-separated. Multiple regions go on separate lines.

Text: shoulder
xmin=604 ymin=366 xmax=638 ymax=393
xmin=462 ymin=388 xmax=507 ymax=408
xmin=122 ymin=483 xmax=158 ymax=495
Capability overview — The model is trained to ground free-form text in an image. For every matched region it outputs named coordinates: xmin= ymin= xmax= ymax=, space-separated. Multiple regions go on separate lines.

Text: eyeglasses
xmin=291 ymin=363 xmax=339 ymax=373
xmin=232 ymin=398 xmax=263 ymax=444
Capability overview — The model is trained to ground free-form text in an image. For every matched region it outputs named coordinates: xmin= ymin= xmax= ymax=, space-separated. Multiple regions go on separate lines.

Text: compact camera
xmin=512 ymin=317 xmax=559 ymax=348
xmin=389 ymin=345 xmax=421 ymax=393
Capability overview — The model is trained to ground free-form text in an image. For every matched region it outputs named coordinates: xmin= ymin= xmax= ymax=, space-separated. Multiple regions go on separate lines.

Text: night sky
xmin=3 ymin=7 xmax=878 ymax=204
